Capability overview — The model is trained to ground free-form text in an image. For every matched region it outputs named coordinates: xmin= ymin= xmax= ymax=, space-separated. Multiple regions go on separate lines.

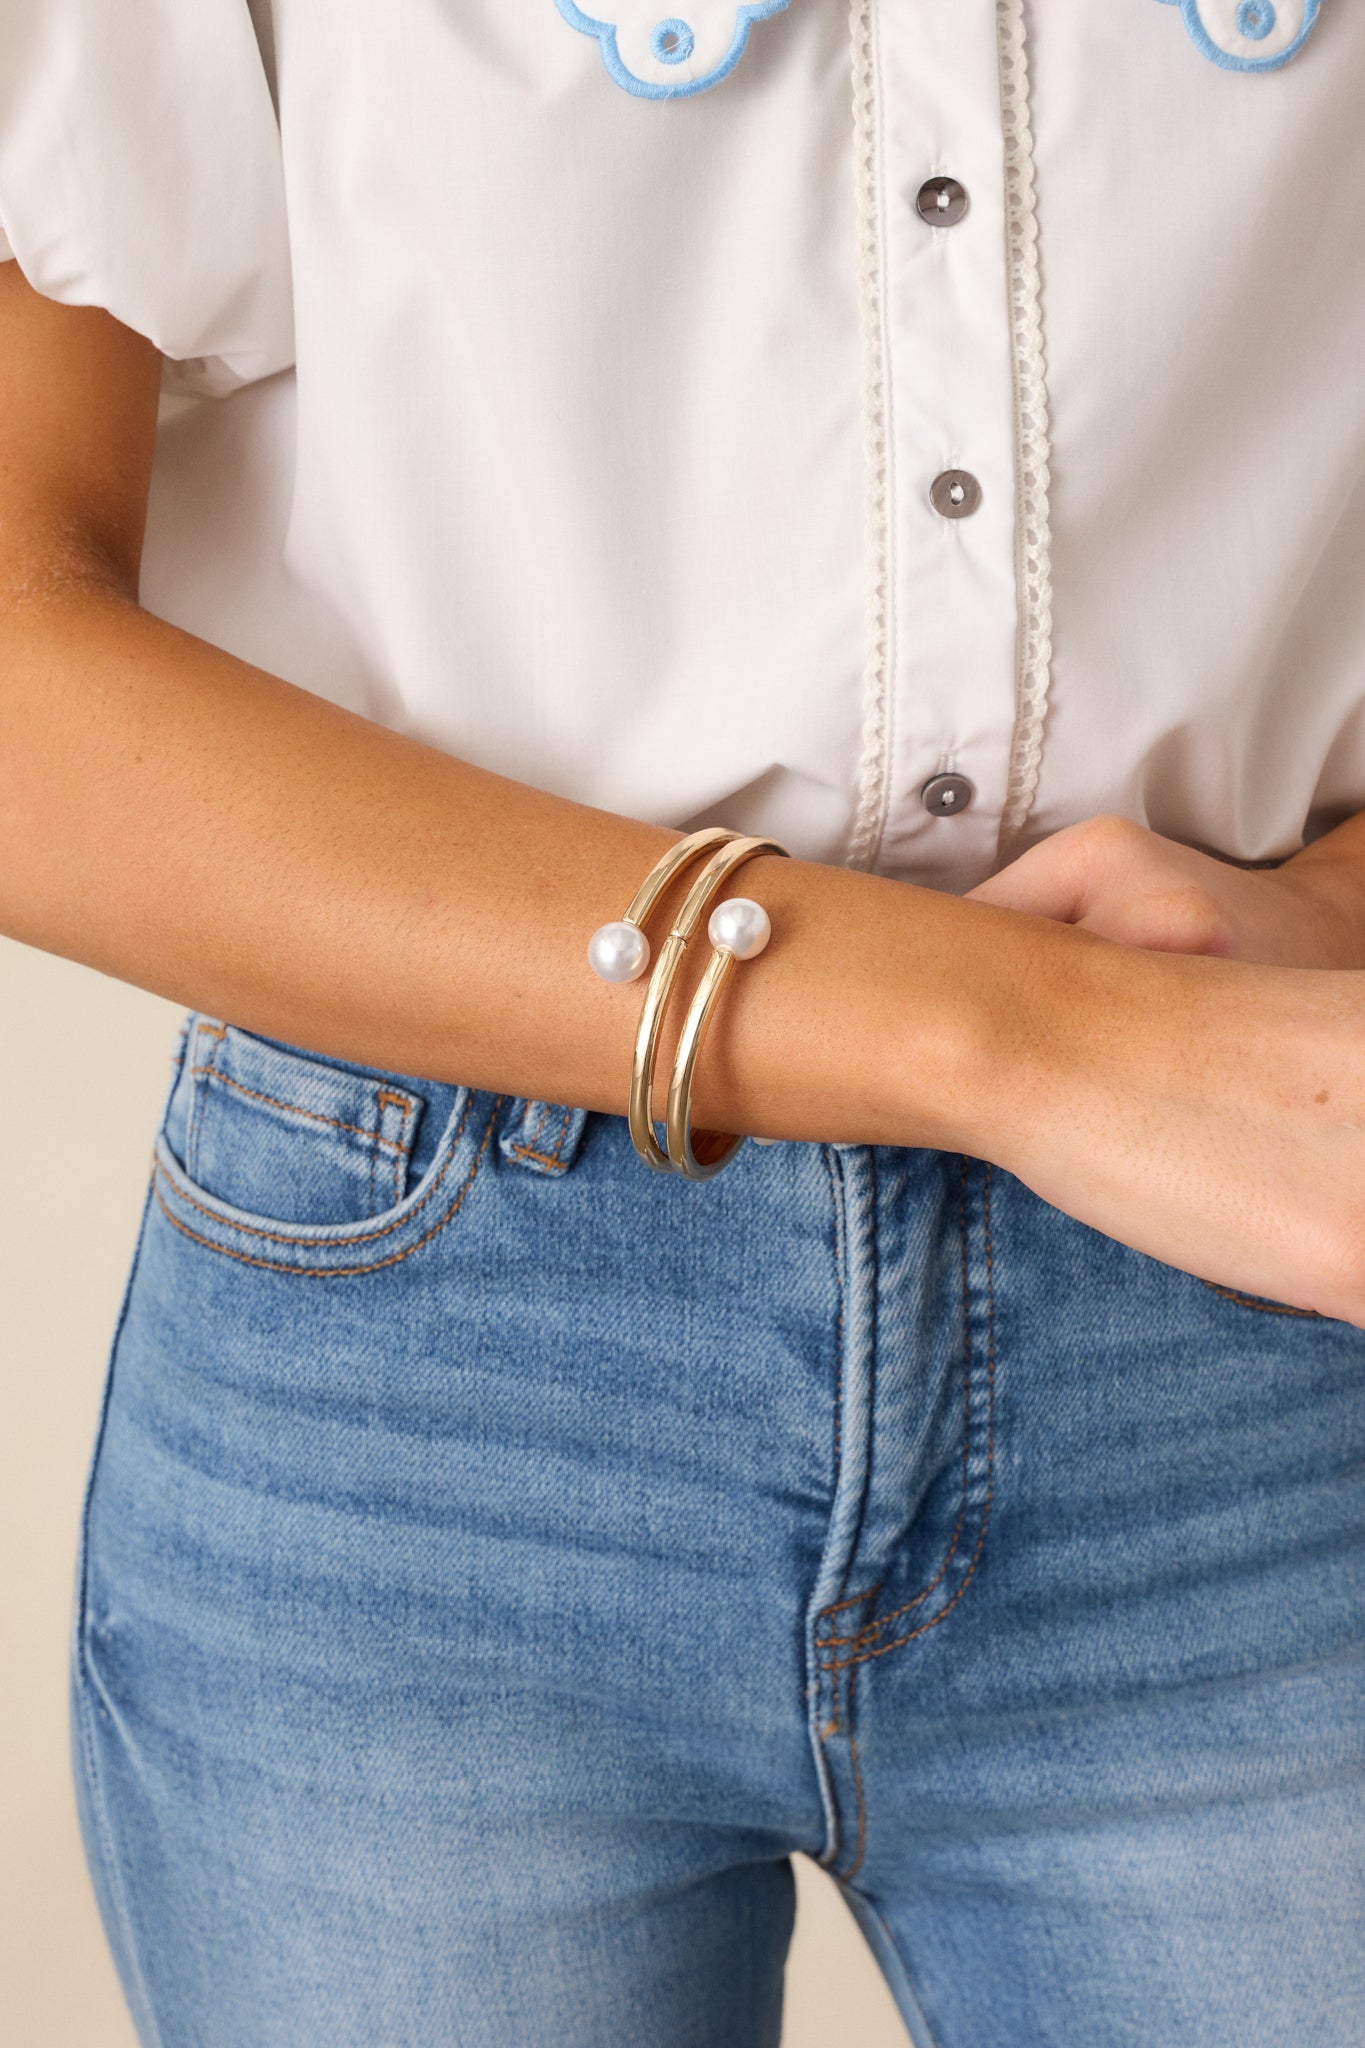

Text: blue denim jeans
xmin=72 ymin=1015 xmax=1365 ymax=2047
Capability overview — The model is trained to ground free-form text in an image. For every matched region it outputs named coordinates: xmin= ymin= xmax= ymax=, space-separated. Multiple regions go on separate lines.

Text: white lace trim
xmin=844 ymin=0 xmax=893 ymax=871
xmin=996 ymin=0 xmax=1054 ymax=844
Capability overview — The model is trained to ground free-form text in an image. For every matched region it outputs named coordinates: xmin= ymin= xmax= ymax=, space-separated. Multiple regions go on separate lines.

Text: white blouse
xmin=2 ymin=0 xmax=1363 ymax=892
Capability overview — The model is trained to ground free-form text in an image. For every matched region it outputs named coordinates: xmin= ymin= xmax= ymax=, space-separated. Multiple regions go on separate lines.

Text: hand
xmin=970 ymin=928 xmax=1365 ymax=1326
xmin=968 ymin=814 xmax=1365 ymax=969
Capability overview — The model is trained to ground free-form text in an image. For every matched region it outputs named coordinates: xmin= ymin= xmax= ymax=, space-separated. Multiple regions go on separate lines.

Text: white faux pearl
xmin=707 ymin=896 xmax=771 ymax=961
xmin=587 ymin=919 xmax=650 ymax=983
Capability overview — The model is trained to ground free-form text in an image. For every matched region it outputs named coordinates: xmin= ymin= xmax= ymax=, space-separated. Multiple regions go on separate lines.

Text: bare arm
xmin=0 ymin=266 xmax=1026 ymax=1148
xmin=4 ymin=266 xmax=1365 ymax=1321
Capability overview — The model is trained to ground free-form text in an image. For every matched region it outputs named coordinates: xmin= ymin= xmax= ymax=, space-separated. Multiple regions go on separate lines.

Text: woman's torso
xmin=6 ymin=0 xmax=1363 ymax=889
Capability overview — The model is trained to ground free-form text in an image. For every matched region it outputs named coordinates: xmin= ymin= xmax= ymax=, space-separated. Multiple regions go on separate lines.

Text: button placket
xmin=871 ymin=5 xmax=1021 ymax=885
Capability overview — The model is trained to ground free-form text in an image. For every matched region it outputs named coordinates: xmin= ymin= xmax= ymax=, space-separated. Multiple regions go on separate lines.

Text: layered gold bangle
xmin=587 ymin=827 xmax=788 ymax=1180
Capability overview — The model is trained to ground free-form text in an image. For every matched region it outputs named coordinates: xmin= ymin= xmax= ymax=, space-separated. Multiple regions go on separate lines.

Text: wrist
xmin=860 ymin=885 xmax=1098 ymax=1160
xmin=840 ymin=882 xmax=1123 ymax=1164
xmin=685 ymin=859 xmax=1038 ymax=1152
xmin=922 ymin=909 xmax=1125 ymax=1169
xmin=683 ymin=857 xmax=1174 ymax=1164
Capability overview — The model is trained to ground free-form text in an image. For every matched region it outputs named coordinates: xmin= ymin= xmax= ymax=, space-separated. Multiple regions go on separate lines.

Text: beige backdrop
xmin=0 ymin=934 xmax=910 ymax=2047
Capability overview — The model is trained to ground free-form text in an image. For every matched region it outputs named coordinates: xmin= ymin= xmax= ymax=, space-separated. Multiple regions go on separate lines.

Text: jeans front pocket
xmin=154 ymin=1016 xmax=498 ymax=1277
xmin=1199 ymin=1279 xmax=1322 ymax=1320
xmin=167 ymin=1017 xmax=428 ymax=1226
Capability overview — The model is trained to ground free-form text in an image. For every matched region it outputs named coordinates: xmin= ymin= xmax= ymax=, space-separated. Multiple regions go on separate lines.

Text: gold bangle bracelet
xmin=587 ymin=827 xmax=740 ymax=1168
xmin=619 ymin=825 xmax=738 ymax=938
xmin=665 ymin=847 xmax=790 ymax=1179
xmin=628 ymin=834 xmax=787 ymax=1173
xmin=586 ymin=826 xmax=739 ymax=990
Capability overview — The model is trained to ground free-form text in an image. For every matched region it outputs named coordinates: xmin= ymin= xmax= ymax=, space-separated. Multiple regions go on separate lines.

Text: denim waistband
xmin=162 ymin=1013 xmax=842 ymax=1220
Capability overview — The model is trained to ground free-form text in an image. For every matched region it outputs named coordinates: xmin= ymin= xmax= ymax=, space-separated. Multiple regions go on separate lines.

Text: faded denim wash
xmin=72 ymin=1016 xmax=1365 ymax=2046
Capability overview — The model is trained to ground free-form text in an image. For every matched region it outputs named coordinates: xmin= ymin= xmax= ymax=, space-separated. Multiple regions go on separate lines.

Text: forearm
xmin=6 ymin=282 xmax=1364 ymax=1322
xmin=0 ymin=585 xmax=1057 ymax=1151
xmin=10 ymin=589 xmax=1365 ymax=1323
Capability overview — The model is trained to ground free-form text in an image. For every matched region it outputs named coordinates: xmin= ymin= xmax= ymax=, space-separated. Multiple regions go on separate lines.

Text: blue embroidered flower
xmin=1152 ymin=0 xmax=1323 ymax=72
xmin=650 ymin=17 xmax=695 ymax=62
xmin=554 ymin=0 xmax=794 ymax=99
xmin=1236 ymin=1 xmax=1276 ymax=37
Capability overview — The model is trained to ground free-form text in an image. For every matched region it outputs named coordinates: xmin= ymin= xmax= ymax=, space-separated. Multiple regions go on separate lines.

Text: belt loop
xmin=499 ymin=1098 xmax=591 ymax=1176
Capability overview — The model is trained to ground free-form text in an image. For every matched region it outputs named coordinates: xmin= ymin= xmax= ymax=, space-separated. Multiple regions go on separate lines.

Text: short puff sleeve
xmin=0 ymin=0 xmax=294 ymax=395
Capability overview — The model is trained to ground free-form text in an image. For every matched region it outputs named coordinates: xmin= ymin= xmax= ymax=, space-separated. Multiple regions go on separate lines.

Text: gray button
xmin=930 ymin=469 xmax=981 ymax=519
xmin=916 ymin=175 xmax=969 ymax=227
xmin=920 ymin=773 xmax=975 ymax=817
